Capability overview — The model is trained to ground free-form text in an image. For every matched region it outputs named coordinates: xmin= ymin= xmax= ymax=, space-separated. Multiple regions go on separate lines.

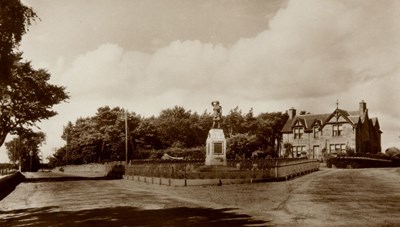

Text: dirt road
xmin=1 ymin=168 xmax=400 ymax=226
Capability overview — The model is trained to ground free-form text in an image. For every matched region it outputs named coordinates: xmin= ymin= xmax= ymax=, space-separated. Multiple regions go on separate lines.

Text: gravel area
xmin=122 ymin=167 xmax=400 ymax=226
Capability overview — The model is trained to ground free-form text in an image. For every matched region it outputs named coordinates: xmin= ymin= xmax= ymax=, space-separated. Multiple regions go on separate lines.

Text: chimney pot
xmin=288 ymin=108 xmax=296 ymax=119
xmin=359 ymin=100 xmax=367 ymax=115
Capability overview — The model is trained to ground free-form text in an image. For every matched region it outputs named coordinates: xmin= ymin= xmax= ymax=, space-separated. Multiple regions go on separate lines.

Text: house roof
xmin=281 ymin=113 xmax=330 ymax=133
xmin=348 ymin=116 xmax=360 ymax=124
xmin=282 ymin=108 xmax=364 ymax=133
xmin=348 ymin=110 xmax=359 ymax=116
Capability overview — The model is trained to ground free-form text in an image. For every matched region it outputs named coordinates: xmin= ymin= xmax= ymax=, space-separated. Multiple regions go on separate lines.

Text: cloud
xmin=61 ymin=0 xmax=400 ymax=103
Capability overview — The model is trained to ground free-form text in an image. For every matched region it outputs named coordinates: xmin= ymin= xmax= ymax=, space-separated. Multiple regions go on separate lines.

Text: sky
xmin=1 ymin=0 xmax=400 ymax=162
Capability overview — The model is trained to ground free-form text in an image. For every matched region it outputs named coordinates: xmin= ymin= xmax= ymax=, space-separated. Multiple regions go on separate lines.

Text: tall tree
xmin=0 ymin=1 xmax=68 ymax=148
xmin=5 ymin=131 xmax=45 ymax=171
xmin=224 ymin=106 xmax=244 ymax=136
xmin=0 ymin=59 xmax=69 ymax=147
xmin=243 ymin=108 xmax=257 ymax=134
xmin=0 ymin=0 xmax=37 ymax=84
xmin=135 ymin=117 xmax=161 ymax=150
xmin=155 ymin=106 xmax=193 ymax=148
xmin=256 ymin=112 xmax=288 ymax=155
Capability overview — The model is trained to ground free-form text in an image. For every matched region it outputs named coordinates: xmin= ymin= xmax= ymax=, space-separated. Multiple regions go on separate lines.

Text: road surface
xmin=1 ymin=168 xmax=400 ymax=226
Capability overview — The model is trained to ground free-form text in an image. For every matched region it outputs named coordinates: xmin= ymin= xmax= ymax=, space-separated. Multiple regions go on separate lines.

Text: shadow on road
xmin=0 ymin=206 xmax=268 ymax=226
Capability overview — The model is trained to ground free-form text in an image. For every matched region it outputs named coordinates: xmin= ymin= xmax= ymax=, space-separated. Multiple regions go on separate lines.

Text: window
xmin=329 ymin=143 xmax=346 ymax=153
xmin=313 ymin=126 xmax=319 ymax=138
xmin=332 ymin=124 xmax=342 ymax=136
xmin=294 ymin=127 xmax=304 ymax=139
xmin=293 ymin=146 xmax=305 ymax=157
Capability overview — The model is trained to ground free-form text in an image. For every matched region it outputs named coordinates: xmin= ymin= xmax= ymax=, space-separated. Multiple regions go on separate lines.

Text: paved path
xmin=1 ymin=168 xmax=400 ymax=226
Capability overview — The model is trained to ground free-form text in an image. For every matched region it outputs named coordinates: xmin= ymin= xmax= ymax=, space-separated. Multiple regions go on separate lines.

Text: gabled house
xmin=281 ymin=101 xmax=382 ymax=159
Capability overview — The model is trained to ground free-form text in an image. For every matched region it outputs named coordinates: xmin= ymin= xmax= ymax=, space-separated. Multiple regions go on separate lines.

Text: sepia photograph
xmin=1 ymin=0 xmax=400 ymax=226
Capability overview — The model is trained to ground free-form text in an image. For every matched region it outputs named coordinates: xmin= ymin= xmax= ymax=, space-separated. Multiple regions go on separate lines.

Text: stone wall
xmin=53 ymin=163 xmax=107 ymax=177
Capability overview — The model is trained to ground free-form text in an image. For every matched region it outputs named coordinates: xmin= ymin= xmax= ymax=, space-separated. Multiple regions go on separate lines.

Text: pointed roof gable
xmin=371 ymin=117 xmax=380 ymax=128
xmin=322 ymin=108 xmax=356 ymax=127
xmin=293 ymin=118 xmax=306 ymax=128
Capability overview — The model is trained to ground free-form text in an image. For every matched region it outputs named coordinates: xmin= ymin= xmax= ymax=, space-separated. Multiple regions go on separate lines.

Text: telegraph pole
xmin=13 ymin=139 xmax=17 ymax=166
xmin=41 ymin=149 xmax=44 ymax=172
xmin=29 ymin=150 xmax=33 ymax=172
xmin=125 ymin=110 xmax=128 ymax=165
xmin=18 ymin=136 xmax=21 ymax=171
xmin=66 ymin=132 xmax=68 ymax=166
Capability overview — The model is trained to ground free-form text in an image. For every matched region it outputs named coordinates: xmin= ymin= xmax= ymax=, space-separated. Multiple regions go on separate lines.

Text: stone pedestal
xmin=205 ymin=129 xmax=227 ymax=166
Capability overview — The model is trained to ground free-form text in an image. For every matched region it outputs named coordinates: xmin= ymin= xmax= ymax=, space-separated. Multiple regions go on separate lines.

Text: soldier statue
xmin=211 ymin=101 xmax=222 ymax=128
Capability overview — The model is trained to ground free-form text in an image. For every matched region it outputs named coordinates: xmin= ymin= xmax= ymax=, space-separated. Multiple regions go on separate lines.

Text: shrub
xmin=227 ymin=133 xmax=260 ymax=159
xmin=324 ymin=153 xmax=334 ymax=168
xmin=385 ymin=147 xmax=400 ymax=157
xmin=283 ymin=142 xmax=293 ymax=158
xmin=346 ymin=147 xmax=355 ymax=156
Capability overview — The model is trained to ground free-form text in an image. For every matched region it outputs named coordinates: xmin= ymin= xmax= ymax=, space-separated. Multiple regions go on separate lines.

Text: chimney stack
xmin=359 ymin=100 xmax=367 ymax=115
xmin=288 ymin=107 xmax=296 ymax=119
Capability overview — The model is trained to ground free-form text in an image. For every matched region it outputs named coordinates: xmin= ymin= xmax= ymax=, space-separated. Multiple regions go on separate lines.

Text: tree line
xmin=47 ymin=106 xmax=288 ymax=167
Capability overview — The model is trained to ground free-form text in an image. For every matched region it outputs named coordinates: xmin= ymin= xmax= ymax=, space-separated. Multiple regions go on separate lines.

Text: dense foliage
xmin=0 ymin=0 xmax=37 ymax=85
xmin=49 ymin=106 xmax=288 ymax=166
xmin=5 ymin=131 xmax=45 ymax=171
xmin=0 ymin=0 xmax=69 ymax=148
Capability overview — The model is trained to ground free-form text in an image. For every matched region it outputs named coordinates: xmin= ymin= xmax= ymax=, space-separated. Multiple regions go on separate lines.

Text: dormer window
xmin=313 ymin=126 xmax=319 ymax=138
xmin=294 ymin=127 xmax=303 ymax=139
xmin=333 ymin=124 xmax=342 ymax=136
